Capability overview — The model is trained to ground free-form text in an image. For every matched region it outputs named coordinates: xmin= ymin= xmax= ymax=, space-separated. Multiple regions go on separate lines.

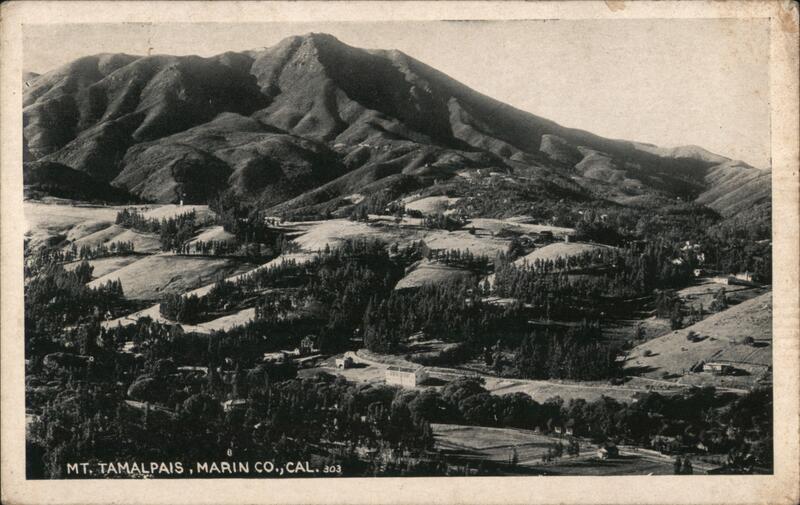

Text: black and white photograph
xmin=2 ymin=1 xmax=799 ymax=504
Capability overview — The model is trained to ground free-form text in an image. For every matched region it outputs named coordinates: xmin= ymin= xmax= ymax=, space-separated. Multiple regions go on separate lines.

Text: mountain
xmin=23 ymin=33 xmax=770 ymax=220
xmin=23 ymin=161 xmax=135 ymax=203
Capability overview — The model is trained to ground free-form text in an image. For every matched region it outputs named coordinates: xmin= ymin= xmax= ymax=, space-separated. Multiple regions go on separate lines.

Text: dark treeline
xmin=388 ymin=376 xmax=771 ymax=472
xmin=423 ymin=247 xmax=491 ymax=272
xmin=513 ymin=321 xmax=618 ymax=381
xmin=24 ymin=261 xmax=126 ymax=356
xmin=422 ymin=213 xmax=467 ymax=231
xmin=116 ymin=208 xmax=210 ymax=253
xmin=210 ymin=193 xmax=283 ymax=243
xmin=161 ymin=239 xmax=405 ymax=334
xmin=493 ymin=240 xmax=693 ymax=307
xmin=188 ymin=235 xmax=298 ymax=259
xmin=27 ymin=371 xmax=438 ymax=479
xmin=24 ymin=241 xmax=135 ymax=268
xmin=363 ymin=279 xmax=529 ymax=353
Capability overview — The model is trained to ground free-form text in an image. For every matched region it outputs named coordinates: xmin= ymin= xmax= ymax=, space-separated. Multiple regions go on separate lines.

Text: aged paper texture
xmin=1 ymin=1 xmax=798 ymax=504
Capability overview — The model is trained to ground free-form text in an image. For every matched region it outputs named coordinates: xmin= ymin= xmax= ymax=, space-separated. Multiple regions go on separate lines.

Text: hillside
xmin=23 ymin=33 xmax=770 ymax=220
xmin=624 ymin=292 xmax=772 ymax=388
xmin=23 ymin=161 xmax=135 ymax=203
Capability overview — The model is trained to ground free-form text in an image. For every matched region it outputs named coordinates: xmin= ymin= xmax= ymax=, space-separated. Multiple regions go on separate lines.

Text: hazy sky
xmin=24 ymin=19 xmax=771 ymax=168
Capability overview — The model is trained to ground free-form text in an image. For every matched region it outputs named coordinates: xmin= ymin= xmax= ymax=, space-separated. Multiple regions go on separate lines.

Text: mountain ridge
xmin=23 ymin=33 xmax=769 ymax=220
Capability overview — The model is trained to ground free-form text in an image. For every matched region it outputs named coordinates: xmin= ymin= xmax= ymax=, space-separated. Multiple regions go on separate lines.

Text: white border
xmin=1 ymin=2 xmax=798 ymax=504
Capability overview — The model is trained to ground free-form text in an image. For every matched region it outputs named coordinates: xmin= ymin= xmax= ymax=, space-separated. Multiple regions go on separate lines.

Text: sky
xmin=23 ymin=19 xmax=771 ymax=168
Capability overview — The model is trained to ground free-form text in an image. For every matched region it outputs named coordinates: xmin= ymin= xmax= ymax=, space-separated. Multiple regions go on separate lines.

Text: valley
xmin=22 ymin=32 xmax=772 ymax=479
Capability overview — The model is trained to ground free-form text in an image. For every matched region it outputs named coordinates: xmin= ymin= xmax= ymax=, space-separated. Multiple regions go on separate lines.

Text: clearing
xmin=88 ymin=253 xmax=256 ymax=300
xmin=514 ymin=241 xmax=615 ymax=265
xmin=395 ymin=260 xmax=473 ymax=290
xmin=624 ymin=291 xmax=772 ymax=389
xmin=403 ymin=196 xmax=460 ymax=215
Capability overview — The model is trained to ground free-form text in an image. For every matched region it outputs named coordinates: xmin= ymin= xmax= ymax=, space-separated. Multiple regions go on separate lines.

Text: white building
xmin=336 ymin=356 xmax=354 ymax=369
xmin=385 ymin=366 xmax=428 ymax=388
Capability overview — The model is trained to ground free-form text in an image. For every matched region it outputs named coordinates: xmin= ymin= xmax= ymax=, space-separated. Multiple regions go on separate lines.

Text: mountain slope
xmin=23 ymin=33 xmax=770 ymax=217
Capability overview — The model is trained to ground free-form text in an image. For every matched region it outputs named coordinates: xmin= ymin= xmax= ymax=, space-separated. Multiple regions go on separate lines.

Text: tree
xmin=683 ymin=458 xmax=693 ymax=475
xmin=74 ymin=261 xmax=94 ymax=284
xmin=674 ymin=456 xmax=683 ymax=475
xmin=710 ymin=288 xmax=727 ymax=313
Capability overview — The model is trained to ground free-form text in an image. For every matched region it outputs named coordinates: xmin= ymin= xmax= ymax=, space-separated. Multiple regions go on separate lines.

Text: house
xmin=596 ymin=444 xmax=619 ymax=460
xmin=281 ymin=348 xmax=301 ymax=358
xmin=703 ymin=362 xmax=734 ymax=375
xmin=300 ymin=335 xmax=316 ymax=355
xmin=539 ymin=231 xmax=554 ymax=243
xmin=336 ymin=356 xmax=354 ymax=369
xmin=734 ymin=271 xmax=754 ymax=282
xmin=385 ymin=366 xmax=428 ymax=388
xmin=262 ymin=352 xmax=286 ymax=363
xmin=222 ymin=399 xmax=248 ymax=412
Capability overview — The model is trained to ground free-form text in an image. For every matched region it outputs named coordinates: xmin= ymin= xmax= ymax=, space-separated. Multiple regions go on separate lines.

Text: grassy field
xmin=514 ymin=241 xmax=615 ymax=265
xmin=624 ymin=291 xmax=772 ymax=388
xmin=25 ymin=201 xmax=122 ymax=248
xmin=466 ymin=218 xmax=574 ymax=237
xmin=432 ymin=424 xmax=683 ymax=475
xmin=187 ymin=225 xmax=236 ymax=245
xmin=404 ymin=196 xmax=460 ymax=214
xmin=64 ymin=256 xmax=144 ymax=279
xmin=288 ymin=217 xmax=514 ymax=257
xmin=395 ymin=260 xmax=473 ymax=289
xmin=71 ymin=224 xmax=162 ymax=253
xmin=88 ymin=254 xmax=256 ymax=300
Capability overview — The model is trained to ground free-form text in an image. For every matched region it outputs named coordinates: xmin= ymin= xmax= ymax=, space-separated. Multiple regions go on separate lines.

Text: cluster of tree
xmin=25 ymin=262 xmax=126 ymax=356
xmin=116 ymin=208 xmax=217 ymax=253
xmin=422 ymin=212 xmax=466 ymax=231
xmin=26 ymin=370 xmax=439 ymax=479
xmin=363 ymin=279 xmax=529 ymax=354
xmin=654 ymin=290 xmax=685 ymax=330
xmin=492 ymin=241 xmax=694 ymax=311
xmin=76 ymin=241 xmax=135 ymax=260
xmin=210 ymin=193 xmax=282 ymax=244
xmin=188 ymin=235 xmax=298 ymax=258
xmin=424 ymin=248 xmax=490 ymax=272
xmin=158 ymin=211 xmax=202 ymax=252
xmin=702 ymin=237 xmax=771 ymax=284
xmin=159 ymin=279 xmax=256 ymax=324
xmin=574 ymin=215 xmax=624 ymax=246
xmin=159 ymin=239 xmax=403 ymax=333
xmin=115 ymin=208 xmax=162 ymax=233
xmin=512 ymin=322 xmax=620 ymax=381
xmin=345 ymin=176 xmax=423 ymax=219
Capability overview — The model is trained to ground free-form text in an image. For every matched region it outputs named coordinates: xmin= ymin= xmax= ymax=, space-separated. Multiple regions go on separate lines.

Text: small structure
xmin=335 ymin=356 xmax=354 ymax=369
xmin=281 ymin=348 xmax=301 ymax=358
xmin=300 ymin=335 xmax=316 ymax=355
xmin=538 ymin=230 xmax=554 ymax=243
xmin=597 ymin=444 xmax=619 ymax=460
xmin=385 ymin=366 xmax=428 ymax=388
xmin=693 ymin=268 xmax=705 ymax=277
xmin=703 ymin=362 xmax=734 ymax=375
xmin=222 ymin=399 xmax=248 ymax=412
xmin=262 ymin=352 xmax=286 ymax=363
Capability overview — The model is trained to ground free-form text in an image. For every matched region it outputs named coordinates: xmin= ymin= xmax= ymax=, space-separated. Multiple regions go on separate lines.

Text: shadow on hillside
xmin=625 ymin=365 xmax=659 ymax=375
